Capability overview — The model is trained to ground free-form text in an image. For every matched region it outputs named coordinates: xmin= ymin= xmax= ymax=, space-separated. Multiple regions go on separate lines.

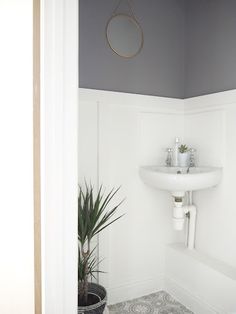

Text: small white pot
xmin=178 ymin=152 xmax=189 ymax=167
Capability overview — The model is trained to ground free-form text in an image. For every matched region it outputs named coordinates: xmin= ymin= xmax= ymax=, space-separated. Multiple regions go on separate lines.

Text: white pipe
xmin=185 ymin=191 xmax=191 ymax=246
xmin=183 ymin=191 xmax=197 ymax=250
xmin=172 ymin=191 xmax=197 ymax=249
xmin=186 ymin=205 xmax=196 ymax=249
xmin=188 ymin=191 xmax=193 ymax=205
xmin=173 ymin=199 xmax=185 ymax=230
xmin=185 ymin=212 xmax=189 ymax=247
xmin=187 ymin=191 xmax=196 ymax=249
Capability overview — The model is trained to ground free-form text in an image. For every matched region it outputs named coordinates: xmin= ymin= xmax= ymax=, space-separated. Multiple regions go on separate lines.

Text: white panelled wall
xmin=78 ymin=89 xmax=185 ymax=303
xmin=184 ymin=96 xmax=236 ymax=268
xmin=78 ymin=88 xmax=236 ymax=313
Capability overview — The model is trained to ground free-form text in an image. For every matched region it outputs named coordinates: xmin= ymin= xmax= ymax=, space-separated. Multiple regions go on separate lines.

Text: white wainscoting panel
xmin=79 ymin=89 xmax=184 ymax=305
xmin=185 ymin=94 xmax=236 ymax=268
xmin=79 ymin=88 xmax=236 ymax=311
xmin=165 ymin=244 xmax=236 ymax=314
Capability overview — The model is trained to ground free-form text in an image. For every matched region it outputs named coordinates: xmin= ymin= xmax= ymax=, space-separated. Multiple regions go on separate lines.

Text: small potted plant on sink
xmin=78 ymin=184 xmax=123 ymax=313
xmin=178 ymin=144 xmax=189 ymax=167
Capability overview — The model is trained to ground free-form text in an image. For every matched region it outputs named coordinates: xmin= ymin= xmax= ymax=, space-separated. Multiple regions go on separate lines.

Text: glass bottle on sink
xmin=166 ymin=148 xmax=173 ymax=167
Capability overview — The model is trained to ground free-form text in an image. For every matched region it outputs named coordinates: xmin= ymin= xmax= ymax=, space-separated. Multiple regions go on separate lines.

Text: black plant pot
xmin=78 ymin=283 xmax=107 ymax=314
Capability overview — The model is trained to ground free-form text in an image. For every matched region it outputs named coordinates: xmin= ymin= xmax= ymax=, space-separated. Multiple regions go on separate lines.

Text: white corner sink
xmin=139 ymin=166 xmax=222 ymax=194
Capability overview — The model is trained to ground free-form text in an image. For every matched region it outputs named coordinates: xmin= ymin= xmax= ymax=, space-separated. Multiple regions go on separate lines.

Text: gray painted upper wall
xmin=185 ymin=0 xmax=236 ymax=98
xmin=79 ymin=0 xmax=185 ymax=98
xmin=80 ymin=0 xmax=236 ymax=99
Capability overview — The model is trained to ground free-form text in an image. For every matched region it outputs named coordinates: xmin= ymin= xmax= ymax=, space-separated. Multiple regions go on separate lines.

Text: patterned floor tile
xmin=108 ymin=291 xmax=194 ymax=314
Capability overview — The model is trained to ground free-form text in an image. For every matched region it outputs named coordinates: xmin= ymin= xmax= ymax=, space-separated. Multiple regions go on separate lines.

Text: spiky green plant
xmin=78 ymin=184 xmax=123 ymax=305
xmin=179 ymin=144 xmax=189 ymax=154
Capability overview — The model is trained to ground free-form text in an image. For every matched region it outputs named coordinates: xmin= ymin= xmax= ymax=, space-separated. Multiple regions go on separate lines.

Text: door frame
xmin=34 ymin=0 xmax=79 ymax=313
xmin=33 ymin=0 xmax=41 ymax=313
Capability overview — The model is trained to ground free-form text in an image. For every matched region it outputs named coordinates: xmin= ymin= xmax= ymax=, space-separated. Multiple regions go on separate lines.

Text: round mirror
xmin=106 ymin=14 xmax=143 ymax=58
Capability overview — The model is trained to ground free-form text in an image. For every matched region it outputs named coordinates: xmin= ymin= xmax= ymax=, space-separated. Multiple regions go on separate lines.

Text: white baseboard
xmin=105 ymin=273 xmax=233 ymax=314
xmin=107 ymin=275 xmax=164 ymax=305
xmin=165 ymin=276 xmax=224 ymax=314
xmin=106 ymin=275 xmax=225 ymax=313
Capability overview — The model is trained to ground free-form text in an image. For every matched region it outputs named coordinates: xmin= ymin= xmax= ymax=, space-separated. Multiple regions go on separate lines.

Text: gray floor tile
xmin=108 ymin=291 xmax=194 ymax=313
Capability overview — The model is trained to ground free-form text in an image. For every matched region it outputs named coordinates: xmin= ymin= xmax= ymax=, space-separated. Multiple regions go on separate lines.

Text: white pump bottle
xmin=172 ymin=137 xmax=180 ymax=167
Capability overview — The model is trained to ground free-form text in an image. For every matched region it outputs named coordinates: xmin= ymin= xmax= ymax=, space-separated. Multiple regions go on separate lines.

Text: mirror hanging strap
xmin=112 ymin=0 xmax=136 ymax=20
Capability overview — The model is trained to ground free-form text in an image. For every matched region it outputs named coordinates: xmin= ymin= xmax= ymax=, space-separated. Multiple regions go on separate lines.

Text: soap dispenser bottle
xmin=172 ymin=137 xmax=180 ymax=167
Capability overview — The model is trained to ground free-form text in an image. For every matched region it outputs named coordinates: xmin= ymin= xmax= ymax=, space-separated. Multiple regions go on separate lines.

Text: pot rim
xmin=78 ymin=283 xmax=107 ymax=311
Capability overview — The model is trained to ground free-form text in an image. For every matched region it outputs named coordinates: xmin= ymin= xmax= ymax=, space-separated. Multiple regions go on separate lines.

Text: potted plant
xmin=178 ymin=144 xmax=189 ymax=167
xmin=78 ymin=184 xmax=123 ymax=313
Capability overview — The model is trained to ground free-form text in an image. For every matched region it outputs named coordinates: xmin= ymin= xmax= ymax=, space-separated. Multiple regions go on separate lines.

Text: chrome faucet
xmin=189 ymin=148 xmax=196 ymax=166
xmin=187 ymin=148 xmax=196 ymax=173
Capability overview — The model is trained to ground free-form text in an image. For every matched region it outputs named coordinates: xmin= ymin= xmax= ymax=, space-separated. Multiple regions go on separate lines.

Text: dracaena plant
xmin=78 ymin=184 xmax=123 ymax=305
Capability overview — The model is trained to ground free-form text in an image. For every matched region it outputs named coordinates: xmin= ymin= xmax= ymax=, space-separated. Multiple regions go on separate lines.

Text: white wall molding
xmin=108 ymin=275 xmax=164 ymax=305
xmin=165 ymin=276 xmax=224 ymax=314
xmin=165 ymin=244 xmax=236 ymax=314
xmin=79 ymin=88 xmax=184 ymax=114
xmin=184 ymin=89 xmax=236 ymax=113
xmin=80 ymin=88 xmax=236 ymax=115
xmin=169 ymin=244 xmax=236 ymax=281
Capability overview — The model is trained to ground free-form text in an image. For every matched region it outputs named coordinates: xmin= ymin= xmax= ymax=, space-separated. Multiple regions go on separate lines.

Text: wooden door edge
xmin=33 ymin=0 xmax=42 ymax=313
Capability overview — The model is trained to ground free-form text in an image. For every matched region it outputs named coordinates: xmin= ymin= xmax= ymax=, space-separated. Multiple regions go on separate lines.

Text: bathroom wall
xmin=165 ymin=243 xmax=236 ymax=313
xmin=78 ymin=88 xmax=236 ymax=311
xmin=78 ymin=88 xmax=185 ymax=304
xmin=80 ymin=0 xmax=236 ymax=99
xmin=79 ymin=0 xmax=185 ymax=98
xmin=185 ymin=0 xmax=236 ymax=98
xmin=0 ymin=1 xmax=34 ymax=313
xmin=164 ymin=91 xmax=236 ymax=313
xmin=184 ymin=90 xmax=236 ymax=268
xmin=79 ymin=1 xmax=236 ymax=309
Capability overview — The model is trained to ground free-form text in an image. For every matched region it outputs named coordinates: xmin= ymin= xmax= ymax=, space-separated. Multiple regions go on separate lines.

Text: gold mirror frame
xmin=106 ymin=14 xmax=144 ymax=59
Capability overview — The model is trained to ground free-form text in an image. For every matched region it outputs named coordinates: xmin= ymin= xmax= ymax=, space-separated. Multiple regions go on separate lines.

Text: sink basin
xmin=139 ymin=166 xmax=222 ymax=194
